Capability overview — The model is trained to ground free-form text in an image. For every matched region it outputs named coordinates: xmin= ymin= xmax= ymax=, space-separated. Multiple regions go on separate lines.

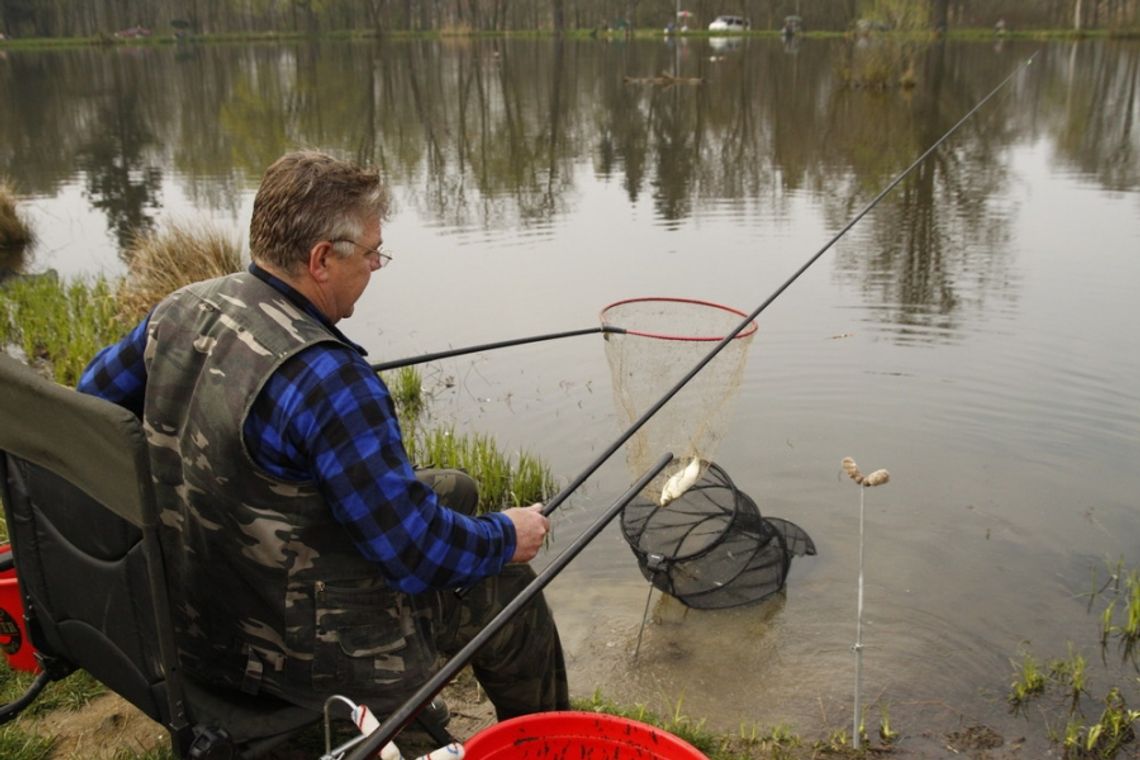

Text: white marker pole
xmin=853 ymin=485 xmax=866 ymax=750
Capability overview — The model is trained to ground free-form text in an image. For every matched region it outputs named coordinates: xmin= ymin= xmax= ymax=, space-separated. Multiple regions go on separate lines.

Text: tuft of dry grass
xmin=0 ymin=181 xmax=36 ymax=249
xmin=117 ymin=220 xmax=243 ymax=322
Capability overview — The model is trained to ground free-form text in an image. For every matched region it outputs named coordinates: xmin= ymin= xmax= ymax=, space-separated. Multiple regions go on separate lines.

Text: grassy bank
xmin=0 ymin=273 xmax=127 ymax=386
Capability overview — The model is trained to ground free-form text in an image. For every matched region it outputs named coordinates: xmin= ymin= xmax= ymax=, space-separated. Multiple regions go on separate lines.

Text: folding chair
xmin=0 ymin=353 xmax=321 ymax=758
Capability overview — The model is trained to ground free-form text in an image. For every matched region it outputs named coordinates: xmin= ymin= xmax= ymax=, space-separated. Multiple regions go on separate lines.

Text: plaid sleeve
xmin=76 ymin=315 xmax=150 ymax=418
xmin=246 ymin=344 xmax=516 ymax=593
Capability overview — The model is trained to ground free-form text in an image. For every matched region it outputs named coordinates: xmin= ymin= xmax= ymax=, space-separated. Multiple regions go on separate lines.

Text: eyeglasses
xmin=332 ymin=238 xmax=393 ymax=268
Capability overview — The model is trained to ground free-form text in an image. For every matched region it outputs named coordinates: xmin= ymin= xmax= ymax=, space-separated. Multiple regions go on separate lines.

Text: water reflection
xmin=78 ymin=92 xmax=164 ymax=252
xmin=3 ymin=39 xmax=1136 ymax=254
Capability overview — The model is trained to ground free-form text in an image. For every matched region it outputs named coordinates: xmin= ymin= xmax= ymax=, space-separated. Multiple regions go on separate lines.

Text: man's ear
xmin=307 ymin=241 xmax=334 ymax=283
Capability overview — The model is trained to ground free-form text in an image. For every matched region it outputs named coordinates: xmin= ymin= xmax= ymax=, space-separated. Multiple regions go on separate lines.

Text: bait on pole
xmin=353 ymin=52 xmax=1037 ymax=758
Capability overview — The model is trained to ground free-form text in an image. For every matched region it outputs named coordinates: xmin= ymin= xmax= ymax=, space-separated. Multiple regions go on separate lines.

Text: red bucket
xmin=463 ymin=711 xmax=708 ymax=759
xmin=0 ymin=545 xmax=38 ymax=673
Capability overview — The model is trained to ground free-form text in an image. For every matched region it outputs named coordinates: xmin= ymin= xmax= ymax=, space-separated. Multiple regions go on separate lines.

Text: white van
xmin=708 ymin=15 xmax=750 ymax=32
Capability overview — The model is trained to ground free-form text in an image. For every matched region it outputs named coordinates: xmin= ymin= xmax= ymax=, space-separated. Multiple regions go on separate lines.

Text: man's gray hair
xmin=249 ymin=151 xmax=389 ymax=272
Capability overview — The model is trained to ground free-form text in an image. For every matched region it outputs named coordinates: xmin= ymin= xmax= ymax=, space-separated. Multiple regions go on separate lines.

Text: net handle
xmin=599 ymin=296 xmax=759 ymax=341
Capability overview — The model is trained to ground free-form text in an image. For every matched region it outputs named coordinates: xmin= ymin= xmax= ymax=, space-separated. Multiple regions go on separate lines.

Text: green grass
xmin=408 ymin=425 xmax=558 ymax=513
xmin=0 ymin=660 xmax=106 ymax=760
xmin=111 ymin=747 xmax=175 ymax=760
xmin=0 ymin=273 xmax=129 ymax=386
xmin=0 ymin=663 xmax=106 ymax=718
xmin=0 ymin=725 xmax=54 ymax=760
xmin=384 ymin=364 xmax=560 ymax=513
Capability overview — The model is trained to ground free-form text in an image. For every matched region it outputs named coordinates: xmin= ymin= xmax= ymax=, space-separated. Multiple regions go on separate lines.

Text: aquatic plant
xmin=878 ymin=704 xmax=899 ymax=744
xmin=1049 ymin=645 xmax=1090 ymax=712
xmin=1008 ymin=559 xmax=1140 ymax=757
xmin=117 ymin=220 xmax=242 ymax=323
xmin=386 ymin=365 xmax=425 ymax=425
xmin=1008 ymin=651 xmax=1048 ymax=713
xmin=0 ymin=182 xmax=35 ymax=250
xmin=1069 ymin=688 xmax=1140 ymax=759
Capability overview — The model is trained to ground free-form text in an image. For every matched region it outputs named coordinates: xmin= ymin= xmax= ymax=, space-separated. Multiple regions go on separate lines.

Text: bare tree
xmin=552 ymin=0 xmax=564 ymax=32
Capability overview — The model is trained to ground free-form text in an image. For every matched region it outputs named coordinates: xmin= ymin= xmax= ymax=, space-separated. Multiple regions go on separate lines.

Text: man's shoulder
xmin=277 ymin=342 xmax=379 ymax=389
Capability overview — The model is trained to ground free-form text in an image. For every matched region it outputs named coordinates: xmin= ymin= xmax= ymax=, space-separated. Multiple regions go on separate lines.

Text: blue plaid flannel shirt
xmin=77 ymin=264 xmax=516 ymax=594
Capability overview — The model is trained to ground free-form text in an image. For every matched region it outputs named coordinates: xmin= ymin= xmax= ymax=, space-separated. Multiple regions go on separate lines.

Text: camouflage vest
xmin=143 ymin=272 xmax=434 ymax=706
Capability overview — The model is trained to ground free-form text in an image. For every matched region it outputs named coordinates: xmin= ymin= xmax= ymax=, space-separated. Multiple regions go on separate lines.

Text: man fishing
xmin=77 ymin=150 xmax=569 ymax=722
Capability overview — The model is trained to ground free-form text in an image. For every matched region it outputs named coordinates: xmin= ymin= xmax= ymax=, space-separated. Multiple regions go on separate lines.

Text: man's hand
xmin=502 ymin=503 xmax=550 ymax=563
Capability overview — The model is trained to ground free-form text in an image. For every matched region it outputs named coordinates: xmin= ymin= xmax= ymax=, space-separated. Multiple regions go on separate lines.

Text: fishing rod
xmin=344 ymin=452 xmax=675 ymax=760
xmin=352 ymin=53 xmax=1035 ymax=758
xmin=370 ymin=325 xmax=627 ymax=372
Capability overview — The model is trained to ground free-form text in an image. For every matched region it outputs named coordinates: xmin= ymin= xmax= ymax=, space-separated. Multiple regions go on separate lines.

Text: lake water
xmin=3 ymin=35 xmax=1140 ymax=753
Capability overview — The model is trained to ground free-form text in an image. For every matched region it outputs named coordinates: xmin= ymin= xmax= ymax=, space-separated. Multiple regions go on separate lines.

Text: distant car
xmin=708 ymin=15 xmax=750 ymax=32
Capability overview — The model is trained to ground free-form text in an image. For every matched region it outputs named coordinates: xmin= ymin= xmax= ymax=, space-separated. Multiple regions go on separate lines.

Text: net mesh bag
xmin=599 ymin=298 xmax=814 ymax=608
xmin=600 ymin=297 xmax=757 ymax=497
xmin=620 ymin=461 xmax=816 ymax=608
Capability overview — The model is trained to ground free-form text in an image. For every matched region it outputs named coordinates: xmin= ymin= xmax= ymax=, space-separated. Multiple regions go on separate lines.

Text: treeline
xmin=1 ymin=0 xmax=1137 ymax=39
xmin=2 ymin=38 xmax=1135 ymax=233
xmin=3 ymin=37 xmax=1136 ymax=335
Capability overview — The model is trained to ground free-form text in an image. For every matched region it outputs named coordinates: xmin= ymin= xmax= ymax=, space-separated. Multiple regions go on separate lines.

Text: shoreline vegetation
xmin=0 ymin=26 xmax=1138 ymax=50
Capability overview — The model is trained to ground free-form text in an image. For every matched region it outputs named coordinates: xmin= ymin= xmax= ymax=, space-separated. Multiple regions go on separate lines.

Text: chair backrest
xmin=0 ymin=353 xmax=190 ymax=741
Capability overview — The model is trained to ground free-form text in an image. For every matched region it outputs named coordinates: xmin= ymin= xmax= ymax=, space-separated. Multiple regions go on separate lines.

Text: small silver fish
xmin=660 ymin=457 xmax=703 ymax=506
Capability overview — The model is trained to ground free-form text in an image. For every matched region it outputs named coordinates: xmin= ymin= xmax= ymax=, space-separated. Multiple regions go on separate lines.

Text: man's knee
xmin=416 ymin=468 xmax=479 ymax=516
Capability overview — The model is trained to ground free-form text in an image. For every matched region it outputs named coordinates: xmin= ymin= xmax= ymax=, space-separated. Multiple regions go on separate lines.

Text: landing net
xmin=600 ymin=297 xmax=757 ymax=498
xmin=600 ymin=297 xmax=814 ymax=609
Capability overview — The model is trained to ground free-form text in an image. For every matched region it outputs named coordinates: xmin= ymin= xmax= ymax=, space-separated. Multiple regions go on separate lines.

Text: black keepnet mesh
xmin=620 ymin=462 xmax=816 ymax=609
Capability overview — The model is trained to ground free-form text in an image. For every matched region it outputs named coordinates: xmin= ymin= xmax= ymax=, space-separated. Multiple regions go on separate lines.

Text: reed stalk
xmin=117 ymin=220 xmax=242 ymax=323
xmin=0 ymin=182 xmax=35 ymax=250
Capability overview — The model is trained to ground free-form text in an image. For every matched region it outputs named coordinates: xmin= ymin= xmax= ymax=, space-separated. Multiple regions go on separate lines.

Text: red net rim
xmin=599 ymin=297 xmax=759 ymax=342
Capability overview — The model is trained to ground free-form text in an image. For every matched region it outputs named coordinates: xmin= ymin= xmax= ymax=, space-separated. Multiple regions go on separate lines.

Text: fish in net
xmin=600 ymin=297 xmax=815 ymax=608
